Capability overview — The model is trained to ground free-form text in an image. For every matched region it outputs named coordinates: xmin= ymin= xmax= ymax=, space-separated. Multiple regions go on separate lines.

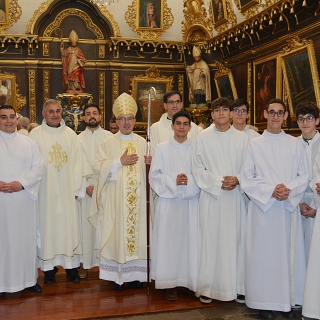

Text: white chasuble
xmin=89 ymin=132 xmax=148 ymax=284
xmin=149 ymin=137 xmax=200 ymax=291
xmin=192 ymin=126 xmax=248 ymax=301
xmin=0 ymin=131 xmax=44 ymax=292
xmin=30 ymin=120 xmax=91 ymax=271
xmin=241 ymin=130 xmax=308 ymax=311
xmin=78 ymin=127 xmax=112 ymax=269
xmin=302 ymin=152 xmax=320 ymax=319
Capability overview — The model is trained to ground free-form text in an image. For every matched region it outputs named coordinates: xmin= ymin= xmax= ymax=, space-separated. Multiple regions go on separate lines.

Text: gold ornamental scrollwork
xmin=112 ymin=72 xmax=119 ymax=106
xmin=234 ymin=0 xmax=262 ymax=19
xmin=43 ymin=70 xmax=50 ymax=101
xmin=28 ymin=70 xmax=36 ymax=122
xmin=182 ymin=0 xmax=212 ymax=42
xmin=0 ymin=0 xmax=22 ymax=34
xmin=247 ymin=62 xmax=252 ymax=124
xmin=99 ymin=72 xmax=105 ymax=128
xmin=125 ymin=0 xmax=174 ymax=40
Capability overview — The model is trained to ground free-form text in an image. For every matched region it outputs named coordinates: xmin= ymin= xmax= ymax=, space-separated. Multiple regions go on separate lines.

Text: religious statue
xmin=60 ymin=30 xmax=87 ymax=93
xmin=185 ymin=46 xmax=211 ymax=105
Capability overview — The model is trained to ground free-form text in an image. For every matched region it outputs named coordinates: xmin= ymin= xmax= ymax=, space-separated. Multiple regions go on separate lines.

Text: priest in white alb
xmin=30 ymin=99 xmax=91 ymax=284
xmin=149 ymin=110 xmax=200 ymax=301
xmin=89 ymin=93 xmax=151 ymax=291
xmin=241 ymin=99 xmax=308 ymax=320
xmin=77 ymin=103 xmax=112 ymax=277
xmin=0 ymin=105 xmax=44 ymax=296
xmin=192 ymin=98 xmax=248 ymax=304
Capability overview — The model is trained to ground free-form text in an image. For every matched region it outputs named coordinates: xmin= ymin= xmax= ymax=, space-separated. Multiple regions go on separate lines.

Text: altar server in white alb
xmin=303 ymin=151 xmax=320 ymax=320
xmin=0 ymin=105 xmax=44 ymax=296
xmin=150 ymin=90 xmax=200 ymax=150
xmin=192 ymin=97 xmax=248 ymax=304
xmin=241 ymin=98 xmax=309 ymax=320
xmin=30 ymin=99 xmax=91 ymax=285
xmin=89 ymin=93 xmax=151 ymax=291
xmin=77 ymin=103 xmax=112 ymax=278
xmin=150 ymin=110 xmax=200 ymax=301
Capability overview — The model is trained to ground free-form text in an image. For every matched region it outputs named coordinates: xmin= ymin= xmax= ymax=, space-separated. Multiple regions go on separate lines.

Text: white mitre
xmin=113 ymin=93 xmax=138 ymax=118
xmin=192 ymin=45 xmax=201 ymax=57
xmin=69 ymin=30 xmax=79 ymax=43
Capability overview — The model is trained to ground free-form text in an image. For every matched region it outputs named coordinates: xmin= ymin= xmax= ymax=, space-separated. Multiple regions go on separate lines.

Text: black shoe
xmin=259 ymin=310 xmax=275 ymax=320
xmin=131 ymin=280 xmax=143 ymax=288
xmin=114 ymin=283 xmax=125 ymax=291
xmin=44 ymin=267 xmax=58 ymax=284
xmin=236 ymin=294 xmax=245 ymax=303
xmin=280 ymin=310 xmax=296 ymax=319
xmin=66 ymin=268 xmax=80 ymax=283
xmin=27 ymin=283 xmax=42 ymax=293
xmin=0 ymin=292 xmax=5 ymax=297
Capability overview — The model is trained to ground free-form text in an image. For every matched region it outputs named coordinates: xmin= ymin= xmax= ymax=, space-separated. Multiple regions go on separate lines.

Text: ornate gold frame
xmin=214 ymin=61 xmax=238 ymax=101
xmin=0 ymin=0 xmax=22 ymax=34
xmin=0 ymin=71 xmax=26 ymax=112
xmin=130 ymin=66 xmax=173 ymax=132
xmin=125 ymin=0 xmax=174 ymax=40
xmin=210 ymin=0 xmax=228 ymax=27
xmin=281 ymin=36 xmax=320 ymax=121
xmin=208 ymin=0 xmax=236 ymax=33
xmin=234 ymin=0 xmax=262 ymax=19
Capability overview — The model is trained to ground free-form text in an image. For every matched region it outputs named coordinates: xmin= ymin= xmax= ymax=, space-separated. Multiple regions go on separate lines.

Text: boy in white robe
xmin=89 ymin=93 xmax=152 ymax=290
xmin=192 ymin=97 xmax=248 ymax=304
xmin=0 ymin=105 xmax=44 ymax=295
xmin=241 ymin=98 xmax=309 ymax=320
xmin=77 ymin=103 xmax=112 ymax=278
xmin=149 ymin=110 xmax=200 ymax=301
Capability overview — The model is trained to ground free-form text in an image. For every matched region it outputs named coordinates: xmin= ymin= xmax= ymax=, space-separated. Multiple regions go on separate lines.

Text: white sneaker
xmin=200 ymin=295 xmax=212 ymax=304
xmin=236 ymin=294 xmax=245 ymax=304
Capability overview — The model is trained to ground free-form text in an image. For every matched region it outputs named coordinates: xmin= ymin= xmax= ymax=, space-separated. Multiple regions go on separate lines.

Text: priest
xmin=89 ymin=93 xmax=151 ymax=290
xmin=241 ymin=98 xmax=308 ymax=319
xmin=0 ymin=105 xmax=44 ymax=295
xmin=30 ymin=99 xmax=91 ymax=284
xmin=149 ymin=110 xmax=200 ymax=301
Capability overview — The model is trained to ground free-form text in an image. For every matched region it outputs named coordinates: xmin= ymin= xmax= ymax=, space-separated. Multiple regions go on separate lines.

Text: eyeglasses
xmin=267 ymin=110 xmax=285 ymax=117
xmin=117 ymin=116 xmax=135 ymax=122
xmin=233 ymin=108 xmax=248 ymax=114
xmin=166 ymin=100 xmax=182 ymax=106
xmin=297 ymin=116 xmax=315 ymax=123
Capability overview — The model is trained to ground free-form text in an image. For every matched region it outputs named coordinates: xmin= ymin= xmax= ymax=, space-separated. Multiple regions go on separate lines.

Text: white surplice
xmin=89 ymin=132 xmax=149 ymax=285
xmin=302 ymin=152 xmax=320 ymax=319
xmin=30 ymin=120 xmax=90 ymax=271
xmin=241 ymin=125 xmax=260 ymax=141
xmin=149 ymin=137 xmax=200 ymax=291
xmin=78 ymin=127 xmax=112 ymax=269
xmin=0 ymin=131 xmax=44 ymax=292
xmin=192 ymin=125 xmax=248 ymax=301
xmin=241 ymin=130 xmax=309 ymax=311
xmin=150 ymin=113 xmax=200 ymax=150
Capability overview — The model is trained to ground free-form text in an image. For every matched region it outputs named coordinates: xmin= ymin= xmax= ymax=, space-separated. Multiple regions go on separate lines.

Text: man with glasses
xmin=89 ymin=93 xmax=151 ymax=291
xmin=150 ymin=90 xmax=200 ymax=150
xmin=241 ymin=98 xmax=309 ymax=319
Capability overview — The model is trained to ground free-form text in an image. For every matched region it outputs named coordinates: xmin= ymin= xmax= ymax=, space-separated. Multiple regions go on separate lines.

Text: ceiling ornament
xmin=125 ymin=0 xmax=173 ymax=40
xmin=0 ymin=0 xmax=22 ymax=34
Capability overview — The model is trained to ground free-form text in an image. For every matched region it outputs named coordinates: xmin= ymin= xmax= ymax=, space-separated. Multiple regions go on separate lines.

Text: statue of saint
xmin=185 ymin=46 xmax=211 ymax=104
xmin=60 ymin=30 xmax=87 ymax=93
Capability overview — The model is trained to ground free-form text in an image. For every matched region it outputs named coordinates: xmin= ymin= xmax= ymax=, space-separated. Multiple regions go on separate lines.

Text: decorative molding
xmin=43 ymin=43 xmax=49 ymax=56
xmin=247 ymin=62 xmax=252 ymax=124
xmin=28 ymin=70 xmax=36 ymax=122
xmin=182 ymin=0 xmax=212 ymax=42
xmin=282 ymin=35 xmax=309 ymax=54
xmin=43 ymin=9 xmax=104 ymax=38
xmin=234 ymin=0 xmax=262 ymax=19
xmin=99 ymin=45 xmax=105 ymax=58
xmin=125 ymin=0 xmax=174 ymax=40
xmin=0 ymin=0 xmax=22 ymax=34
xmin=99 ymin=72 xmax=105 ymax=128
xmin=112 ymin=72 xmax=119 ymax=106
xmin=43 ymin=70 xmax=50 ymax=101
xmin=178 ymin=74 xmax=184 ymax=98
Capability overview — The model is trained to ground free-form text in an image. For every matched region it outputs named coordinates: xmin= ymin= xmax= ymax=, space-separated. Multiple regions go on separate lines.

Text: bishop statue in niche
xmin=60 ymin=30 xmax=87 ymax=93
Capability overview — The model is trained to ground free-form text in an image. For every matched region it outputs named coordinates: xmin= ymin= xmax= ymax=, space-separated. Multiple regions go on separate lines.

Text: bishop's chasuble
xmin=30 ymin=120 xmax=91 ymax=271
xmin=89 ymin=132 xmax=149 ymax=284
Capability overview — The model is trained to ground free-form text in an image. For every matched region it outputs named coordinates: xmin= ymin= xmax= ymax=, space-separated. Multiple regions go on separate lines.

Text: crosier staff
xmin=146 ymin=86 xmax=156 ymax=293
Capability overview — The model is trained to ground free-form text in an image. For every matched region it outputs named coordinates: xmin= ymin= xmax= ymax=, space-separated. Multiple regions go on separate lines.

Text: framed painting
xmin=253 ymin=55 xmax=282 ymax=127
xmin=138 ymin=0 xmax=163 ymax=30
xmin=0 ymin=0 xmax=9 ymax=25
xmin=214 ymin=61 xmax=238 ymax=101
xmin=238 ymin=0 xmax=259 ymax=11
xmin=210 ymin=0 xmax=228 ymax=26
xmin=130 ymin=67 xmax=173 ymax=134
xmin=281 ymin=37 xmax=320 ymax=120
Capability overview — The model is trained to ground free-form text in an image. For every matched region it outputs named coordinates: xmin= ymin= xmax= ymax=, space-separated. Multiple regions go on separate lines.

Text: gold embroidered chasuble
xmin=89 ymin=132 xmax=148 ymax=264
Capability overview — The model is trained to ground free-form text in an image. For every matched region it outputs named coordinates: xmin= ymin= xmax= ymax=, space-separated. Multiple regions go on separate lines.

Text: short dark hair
xmin=163 ymin=90 xmax=182 ymax=103
xmin=0 ymin=105 xmax=15 ymax=114
xmin=109 ymin=116 xmax=117 ymax=123
xmin=295 ymin=101 xmax=319 ymax=119
xmin=172 ymin=110 xmax=191 ymax=125
xmin=231 ymin=98 xmax=250 ymax=112
xmin=83 ymin=103 xmax=100 ymax=114
xmin=211 ymin=97 xmax=231 ymax=111
xmin=266 ymin=98 xmax=286 ymax=112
